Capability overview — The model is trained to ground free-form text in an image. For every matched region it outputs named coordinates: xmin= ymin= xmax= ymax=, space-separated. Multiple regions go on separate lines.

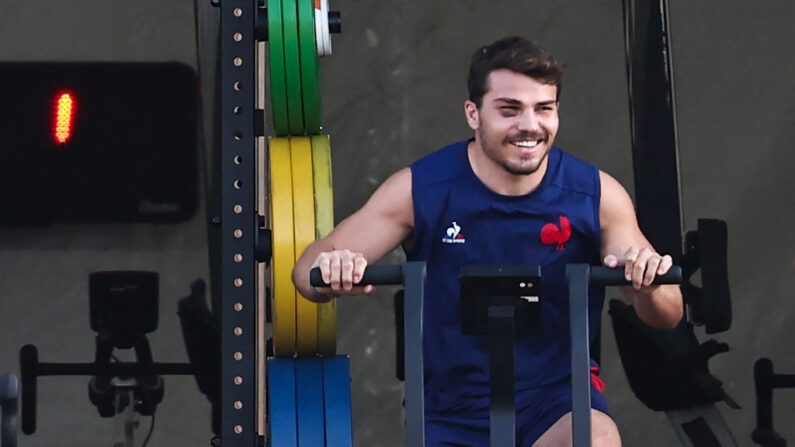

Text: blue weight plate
xmin=267 ymin=358 xmax=298 ymax=446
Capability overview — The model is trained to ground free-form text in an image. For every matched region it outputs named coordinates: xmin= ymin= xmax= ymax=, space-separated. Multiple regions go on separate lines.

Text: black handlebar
xmin=310 ymin=265 xmax=682 ymax=288
xmin=591 ymin=265 xmax=682 ymax=286
xmin=310 ymin=265 xmax=403 ymax=287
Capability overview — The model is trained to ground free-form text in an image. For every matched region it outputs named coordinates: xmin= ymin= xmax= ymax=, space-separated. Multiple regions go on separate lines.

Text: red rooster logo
xmin=540 ymin=216 xmax=571 ymax=251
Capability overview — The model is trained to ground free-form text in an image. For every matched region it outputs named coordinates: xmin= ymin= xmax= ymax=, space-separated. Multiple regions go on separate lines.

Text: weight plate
xmin=298 ymin=0 xmax=322 ymax=133
xmin=290 ymin=137 xmax=319 ymax=355
xmin=320 ymin=0 xmax=332 ymax=56
xmin=267 ymin=0 xmax=289 ymax=135
xmin=282 ymin=0 xmax=305 ymax=134
xmin=323 ymin=356 xmax=353 ymax=447
xmin=314 ymin=0 xmax=324 ymax=56
xmin=295 ymin=359 xmax=326 ymax=446
xmin=269 ymin=138 xmax=297 ymax=355
xmin=311 ymin=135 xmax=337 ymax=355
xmin=267 ymin=358 xmax=298 ymax=446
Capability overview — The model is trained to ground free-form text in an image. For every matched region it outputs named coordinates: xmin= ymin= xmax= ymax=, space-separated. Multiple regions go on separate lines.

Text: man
xmin=292 ymin=36 xmax=683 ymax=446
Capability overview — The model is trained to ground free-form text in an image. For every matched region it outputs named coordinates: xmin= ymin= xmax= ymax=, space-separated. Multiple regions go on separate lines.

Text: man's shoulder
xmin=411 ymin=140 xmax=470 ymax=189
xmin=549 ymin=147 xmax=601 ymax=196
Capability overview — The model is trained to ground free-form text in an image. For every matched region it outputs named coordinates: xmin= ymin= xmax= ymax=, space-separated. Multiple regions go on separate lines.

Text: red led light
xmin=54 ymin=92 xmax=74 ymax=144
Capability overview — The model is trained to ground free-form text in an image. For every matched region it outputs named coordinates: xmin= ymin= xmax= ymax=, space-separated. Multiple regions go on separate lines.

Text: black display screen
xmin=0 ymin=62 xmax=199 ymax=225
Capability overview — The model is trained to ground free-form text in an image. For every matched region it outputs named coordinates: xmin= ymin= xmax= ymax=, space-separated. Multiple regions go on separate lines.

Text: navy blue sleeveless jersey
xmin=406 ymin=140 xmax=606 ymax=415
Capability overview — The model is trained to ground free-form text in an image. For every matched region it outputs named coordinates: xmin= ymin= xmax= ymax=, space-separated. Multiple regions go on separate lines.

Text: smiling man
xmin=293 ymin=36 xmax=683 ymax=446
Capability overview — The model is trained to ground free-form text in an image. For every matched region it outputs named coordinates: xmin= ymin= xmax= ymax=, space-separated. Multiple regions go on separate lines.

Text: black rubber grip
xmin=590 ymin=265 xmax=682 ymax=286
xmin=310 ymin=265 xmax=403 ymax=287
xmin=19 ymin=345 xmax=37 ymax=435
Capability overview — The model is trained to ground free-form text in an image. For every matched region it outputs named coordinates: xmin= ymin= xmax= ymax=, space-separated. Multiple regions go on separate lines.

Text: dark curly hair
xmin=468 ymin=36 xmax=563 ymax=108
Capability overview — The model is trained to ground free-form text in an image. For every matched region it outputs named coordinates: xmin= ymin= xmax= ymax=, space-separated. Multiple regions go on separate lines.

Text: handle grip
xmin=591 ymin=265 xmax=682 ymax=286
xmin=310 ymin=265 xmax=403 ymax=287
xmin=19 ymin=345 xmax=38 ymax=435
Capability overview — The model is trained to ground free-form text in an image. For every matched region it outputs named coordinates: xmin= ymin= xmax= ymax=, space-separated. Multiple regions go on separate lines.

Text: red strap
xmin=590 ymin=366 xmax=605 ymax=393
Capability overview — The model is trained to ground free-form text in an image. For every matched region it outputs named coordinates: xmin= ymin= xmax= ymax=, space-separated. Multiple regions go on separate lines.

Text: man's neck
xmin=467 ymin=139 xmax=549 ymax=196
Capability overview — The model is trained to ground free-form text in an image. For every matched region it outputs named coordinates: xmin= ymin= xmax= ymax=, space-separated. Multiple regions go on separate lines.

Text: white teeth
xmin=513 ymin=140 xmax=539 ymax=148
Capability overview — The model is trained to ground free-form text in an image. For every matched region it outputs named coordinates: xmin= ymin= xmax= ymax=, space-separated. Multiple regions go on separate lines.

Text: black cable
xmin=141 ymin=410 xmax=155 ymax=447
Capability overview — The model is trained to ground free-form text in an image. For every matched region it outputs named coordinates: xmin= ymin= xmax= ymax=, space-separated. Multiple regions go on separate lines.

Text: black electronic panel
xmin=460 ymin=265 xmax=543 ymax=336
xmin=0 ymin=62 xmax=198 ymax=225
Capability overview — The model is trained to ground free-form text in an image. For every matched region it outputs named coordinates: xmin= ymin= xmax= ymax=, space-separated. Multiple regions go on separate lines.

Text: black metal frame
xmin=623 ymin=0 xmax=683 ymax=259
xmin=220 ymin=0 xmax=257 ymax=445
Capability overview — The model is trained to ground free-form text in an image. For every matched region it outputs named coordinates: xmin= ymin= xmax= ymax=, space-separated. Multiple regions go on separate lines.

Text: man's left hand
xmin=603 ymin=248 xmax=673 ymax=292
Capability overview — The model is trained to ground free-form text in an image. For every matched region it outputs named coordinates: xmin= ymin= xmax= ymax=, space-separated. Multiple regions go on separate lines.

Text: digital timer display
xmin=0 ymin=62 xmax=199 ymax=225
xmin=54 ymin=92 xmax=75 ymax=144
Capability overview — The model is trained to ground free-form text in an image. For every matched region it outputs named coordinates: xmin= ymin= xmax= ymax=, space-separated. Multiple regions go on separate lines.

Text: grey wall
xmin=1 ymin=0 xmax=793 ymax=446
xmin=0 ymin=1 xmax=212 ymax=446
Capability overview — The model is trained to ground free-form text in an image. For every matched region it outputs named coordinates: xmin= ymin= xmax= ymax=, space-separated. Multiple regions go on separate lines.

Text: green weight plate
xmin=267 ymin=0 xmax=289 ymax=136
xmin=298 ymin=0 xmax=322 ymax=133
xmin=282 ymin=0 xmax=305 ymax=134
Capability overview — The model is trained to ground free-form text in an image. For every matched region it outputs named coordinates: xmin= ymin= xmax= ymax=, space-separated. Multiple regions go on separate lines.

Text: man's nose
xmin=517 ymin=111 xmax=541 ymax=132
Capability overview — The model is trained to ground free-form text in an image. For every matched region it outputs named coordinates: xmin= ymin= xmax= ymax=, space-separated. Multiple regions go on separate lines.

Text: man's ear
xmin=464 ymin=100 xmax=479 ymax=130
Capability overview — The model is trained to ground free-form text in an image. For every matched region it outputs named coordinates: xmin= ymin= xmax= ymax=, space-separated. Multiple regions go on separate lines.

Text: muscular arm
xmin=292 ymin=167 xmax=414 ymax=301
xmin=599 ymin=171 xmax=683 ymax=329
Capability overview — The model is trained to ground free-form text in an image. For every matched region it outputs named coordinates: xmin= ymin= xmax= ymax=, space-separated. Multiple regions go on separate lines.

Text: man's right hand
xmin=311 ymin=249 xmax=375 ymax=298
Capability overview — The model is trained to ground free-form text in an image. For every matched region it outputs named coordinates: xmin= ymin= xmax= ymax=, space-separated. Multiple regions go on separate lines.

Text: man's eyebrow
xmin=493 ymin=97 xmax=522 ymax=106
xmin=492 ymin=98 xmax=558 ymax=107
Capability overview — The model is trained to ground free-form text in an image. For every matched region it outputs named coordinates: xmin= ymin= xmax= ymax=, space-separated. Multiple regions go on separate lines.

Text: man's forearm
xmin=628 ymin=284 xmax=683 ymax=329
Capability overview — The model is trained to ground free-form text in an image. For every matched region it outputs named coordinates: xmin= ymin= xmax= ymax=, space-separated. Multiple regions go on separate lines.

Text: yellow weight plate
xmin=290 ymin=136 xmax=319 ymax=355
xmin=269 ymin=138 xmax=297 ymax=356
xmin=311 ymin=135 xmax=337 ymax=355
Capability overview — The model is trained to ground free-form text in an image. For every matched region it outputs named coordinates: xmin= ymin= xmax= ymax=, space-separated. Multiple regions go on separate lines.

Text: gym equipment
xmin=459 ymin=265 xmax=543 ymax=447
xmin=0 ymin=373 xmax=18 ymax=447
xmin=18 ymin=271 xmax=195 ymax=446
xmin=269 ymin=137 xmax=298 ymax=355
xmin=281 ymin=0 xmax=305 ymax=134
xmin=621 ymin=0 xmax=738 ymax=444
xmin=312 ymin=135 xmax=337 ymax=355
xmin=310 ymin=263 xmax=427 ymax=447
xmin=267 ymin=355 xmax=353 ymax=447
xmin=267 ymin=0 xmax=290 ymax=135
xmin=566 ymin=265 xmax=681 ymax=447
xmin=268 ymin=135 xmax=338 ymax=357
xmin=291 ymin=136 xmax=320 ymax=355
xmin=751 ymin=358 xmax=794 ymax=446
xmin=297 ymin=0 xmax=322 ymax=132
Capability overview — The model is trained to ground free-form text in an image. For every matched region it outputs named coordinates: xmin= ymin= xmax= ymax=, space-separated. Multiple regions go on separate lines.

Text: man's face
xmin=465 ymin=69 xmax=560 ymax=176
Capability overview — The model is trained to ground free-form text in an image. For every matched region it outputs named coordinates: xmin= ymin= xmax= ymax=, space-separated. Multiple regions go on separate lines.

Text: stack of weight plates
xmin=266 ymin=1 xmax=353 ymax=446
xmin=267 ymin=0 xmax=337 ymax=358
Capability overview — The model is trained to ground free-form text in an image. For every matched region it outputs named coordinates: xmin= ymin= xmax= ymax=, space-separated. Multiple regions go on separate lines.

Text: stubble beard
xmin=478 ymin=126 xmax=550 ymax=176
